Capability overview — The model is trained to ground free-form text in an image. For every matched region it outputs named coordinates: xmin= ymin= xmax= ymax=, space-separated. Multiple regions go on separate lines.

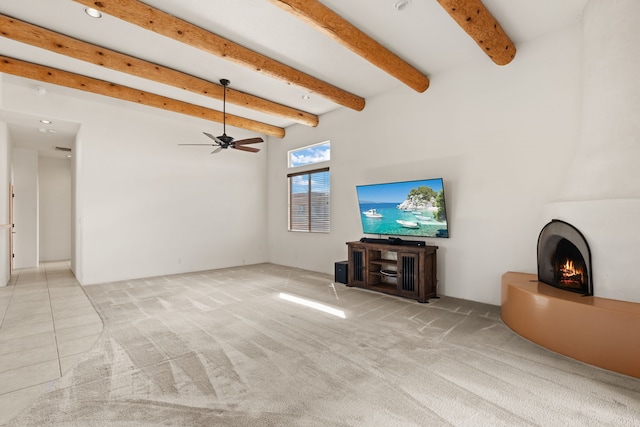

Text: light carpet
xmin=4 ymin=263 xmax=640 ymax=426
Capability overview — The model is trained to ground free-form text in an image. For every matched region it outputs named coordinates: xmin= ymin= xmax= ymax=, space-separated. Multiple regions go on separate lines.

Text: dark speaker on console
xmin=335 ymin=261 xmax=348 ymax=284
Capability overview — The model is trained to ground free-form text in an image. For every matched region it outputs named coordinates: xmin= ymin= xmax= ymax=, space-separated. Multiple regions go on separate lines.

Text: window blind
xmin=288 ymin=167 xmax=330 ymax=233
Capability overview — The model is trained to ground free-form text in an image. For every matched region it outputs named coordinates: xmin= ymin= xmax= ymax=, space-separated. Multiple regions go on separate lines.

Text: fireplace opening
xmin=554 ymin=239 xmax=587 ymax=290
xmin=537 ymin=220 xmax=592 ymax=296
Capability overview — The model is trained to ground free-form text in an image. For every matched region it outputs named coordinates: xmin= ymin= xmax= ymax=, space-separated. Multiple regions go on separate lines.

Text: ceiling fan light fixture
xmin=84 ymin=7 xmax=102 ymax=18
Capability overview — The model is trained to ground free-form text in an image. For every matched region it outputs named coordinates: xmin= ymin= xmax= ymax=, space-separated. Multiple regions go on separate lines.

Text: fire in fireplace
xmin=537 ymin=220 xmax=593 ymax=295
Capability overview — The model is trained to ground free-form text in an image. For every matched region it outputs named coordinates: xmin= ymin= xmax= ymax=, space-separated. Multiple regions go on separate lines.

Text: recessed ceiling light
xmin=34 ymin=86 xmax=47 ymax=95
xmin=40 ymin=119 xmax=52 ymax=124
xmin=84 ymin=7 xmax=102 ymax=18
xmin=302 ymin=94 xmax=311 ymax=100
xmin=39 ymin=128 xmax=47 ymax=133
xmin=394 ymin=0 xmax=411 ymax=11
xmin=48 ymin=129 xmax=58 ymax=134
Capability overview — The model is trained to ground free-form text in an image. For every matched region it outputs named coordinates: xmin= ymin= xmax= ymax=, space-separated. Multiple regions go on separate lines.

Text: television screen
xmin=356 ymin=178 xmax=449 ymax=238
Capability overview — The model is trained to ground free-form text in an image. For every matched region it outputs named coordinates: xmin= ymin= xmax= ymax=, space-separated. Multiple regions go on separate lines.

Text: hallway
xmin=0 ymin=261 xmax=102 ymax=424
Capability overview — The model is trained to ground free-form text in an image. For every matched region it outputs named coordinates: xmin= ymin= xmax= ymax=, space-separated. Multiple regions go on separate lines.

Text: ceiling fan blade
xmin=233 ymin=137 xmax=264 ymax=146
xmin=211 ymin=146 xmax=223 ymax=154
xmin=233 ymin=145 xmax=260 ymax=153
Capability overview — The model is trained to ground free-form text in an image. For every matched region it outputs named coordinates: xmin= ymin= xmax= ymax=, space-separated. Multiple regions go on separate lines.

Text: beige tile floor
xmin=0 ymin=261 xmax=103 ymax=424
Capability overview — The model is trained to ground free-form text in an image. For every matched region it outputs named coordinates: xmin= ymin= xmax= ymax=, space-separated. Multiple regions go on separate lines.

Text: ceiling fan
xmin=179 ymin=79 xmax=264 ymax=154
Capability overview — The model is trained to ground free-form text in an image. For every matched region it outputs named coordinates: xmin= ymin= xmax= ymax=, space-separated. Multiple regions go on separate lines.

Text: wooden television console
xmin=346 ymin=240 xmax=438 ymax=303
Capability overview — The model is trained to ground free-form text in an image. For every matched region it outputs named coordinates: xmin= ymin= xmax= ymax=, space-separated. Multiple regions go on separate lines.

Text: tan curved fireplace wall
xmin=502 ymin=273 xmax=640 ymax=378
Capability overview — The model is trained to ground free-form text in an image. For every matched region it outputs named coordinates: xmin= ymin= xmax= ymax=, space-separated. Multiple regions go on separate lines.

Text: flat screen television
xmin=356 ymin=178 xmax=449 ymax=238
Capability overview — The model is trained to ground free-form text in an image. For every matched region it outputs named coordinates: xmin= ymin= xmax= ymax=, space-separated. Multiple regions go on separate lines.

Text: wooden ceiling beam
xmin=268 ymin=0 xmax=430 ymax=93
xmin=72 ymin=0 xmax=366 ymax=111
xmin=437 ymin=0 xmax=516 ymax=65
xmin=0 ymin=14 xmax=317 ymax=127
xmin=0 ymin=56 xmax=285 ymax=138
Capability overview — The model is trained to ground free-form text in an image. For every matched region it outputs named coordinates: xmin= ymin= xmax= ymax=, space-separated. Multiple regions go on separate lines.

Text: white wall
xmin=268 ymin=26 xmax=584 ymax=305
xmin=12 ymin=147 xmax=38 ymax=269
xmin=79 ymin=114 xmax=267 ymax=284
xmin=562 ymin=0 xmax=640 ymax=200
xmin=39 ymin=156 xmax=71 ymax=262
xmin=0 ymin=121 xmax=10 ymax=286
xmin=71 ymin=130 xmax=80 ymax=279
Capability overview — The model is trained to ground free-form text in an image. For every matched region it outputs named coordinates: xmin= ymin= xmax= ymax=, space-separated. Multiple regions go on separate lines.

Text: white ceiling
xmin=0 ymin=0 xmax=588 ymax=157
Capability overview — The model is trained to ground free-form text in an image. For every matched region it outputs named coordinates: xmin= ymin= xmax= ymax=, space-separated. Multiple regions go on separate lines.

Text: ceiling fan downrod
xmin=219 ymin=78 xmax=231 ymax=143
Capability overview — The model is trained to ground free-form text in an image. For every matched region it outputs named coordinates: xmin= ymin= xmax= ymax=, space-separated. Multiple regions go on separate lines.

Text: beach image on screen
xmin=356 ymin=178 xmax=448 ymax=238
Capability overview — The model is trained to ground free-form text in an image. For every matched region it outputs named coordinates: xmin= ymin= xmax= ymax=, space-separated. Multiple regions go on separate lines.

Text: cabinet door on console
xmin=348 ymin=245 xmax=366 ymax=286
xmin=397 ymin=252 xmax=420 ymax=299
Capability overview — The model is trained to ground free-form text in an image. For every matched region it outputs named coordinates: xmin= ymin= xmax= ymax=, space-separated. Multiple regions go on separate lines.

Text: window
xmin=288 ymin=141 xmax=330 ymax=168
xmin=287 ymin=141 xmax=331 ymax=233
xmin=288 ymin=167 xmax=330 ymax=232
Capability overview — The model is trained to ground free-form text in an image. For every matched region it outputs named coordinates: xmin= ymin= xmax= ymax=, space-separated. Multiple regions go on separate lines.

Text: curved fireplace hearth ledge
xmin=501 ymin=272 xmax=640 ymax=379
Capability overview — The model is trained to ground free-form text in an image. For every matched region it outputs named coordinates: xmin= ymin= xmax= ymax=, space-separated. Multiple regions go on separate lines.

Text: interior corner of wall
xmin=0 ymin=73 xmax=4 ymax=108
